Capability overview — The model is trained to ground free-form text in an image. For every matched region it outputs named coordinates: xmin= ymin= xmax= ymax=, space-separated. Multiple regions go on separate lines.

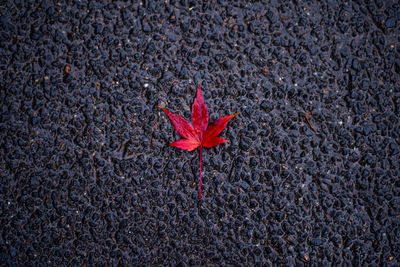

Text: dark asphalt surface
xmin=0 ymin=0 xmax=399 ymax=266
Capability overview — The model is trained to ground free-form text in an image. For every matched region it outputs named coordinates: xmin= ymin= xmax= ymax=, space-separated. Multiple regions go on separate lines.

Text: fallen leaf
xmin=162 ymin=86 xmax=237 ymax=199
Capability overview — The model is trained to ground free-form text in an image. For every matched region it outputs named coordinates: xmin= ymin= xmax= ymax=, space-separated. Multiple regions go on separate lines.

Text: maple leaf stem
xmin=199 ymin=146 xmax=202 ymax=199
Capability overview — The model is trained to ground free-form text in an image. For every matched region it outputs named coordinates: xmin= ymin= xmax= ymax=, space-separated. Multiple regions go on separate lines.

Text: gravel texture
xmin=0 ymin=0 xmax=400 ymax=266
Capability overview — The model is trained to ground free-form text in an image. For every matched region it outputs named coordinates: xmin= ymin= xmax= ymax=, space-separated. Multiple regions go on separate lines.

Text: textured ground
xmin=0 ymin=0 xmax=399 ymax=266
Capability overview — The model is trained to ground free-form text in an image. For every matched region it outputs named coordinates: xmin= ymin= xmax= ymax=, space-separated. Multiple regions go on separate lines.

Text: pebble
xmin=385 ymin=17 xmax=397 ymax=28
xmin=310 ymin=238 xmax=324 ymax=246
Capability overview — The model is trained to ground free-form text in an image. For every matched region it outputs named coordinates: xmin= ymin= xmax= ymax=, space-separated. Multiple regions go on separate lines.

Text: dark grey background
xmin=0 ymin=0 xmax=399 ymax=265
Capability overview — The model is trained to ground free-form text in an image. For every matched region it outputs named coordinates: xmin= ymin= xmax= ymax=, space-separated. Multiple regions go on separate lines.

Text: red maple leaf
xmin=162 ymin=86 xmax=237 ymax=199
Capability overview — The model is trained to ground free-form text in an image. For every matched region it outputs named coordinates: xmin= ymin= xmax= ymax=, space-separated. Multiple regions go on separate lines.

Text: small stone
xmin=142 ymin=22 xmax=151 ymax=32
xmin=260 ymin=101 xmax=273 ymax=111
xmin=352 ymin=58 xmax=360 ymax=71
xmin=310 ymin=238 xmax=324 ymax=246
xmin=340 ymin=47 xmax=349 ymax=58
xmin=240 ymin=181 xmax=249 ymax=190
xmin=363 ymin=125 xmax=371 ymax=135
xmin=385 ymin=17 xmax=397 ymax=28
xmin=261 ymin=37 xmax=270 ymax=44
xmin=167 ymin=32 xmax=179 ymax=42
